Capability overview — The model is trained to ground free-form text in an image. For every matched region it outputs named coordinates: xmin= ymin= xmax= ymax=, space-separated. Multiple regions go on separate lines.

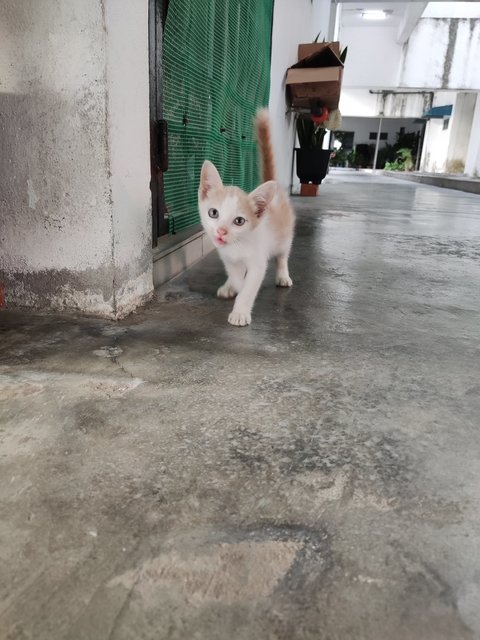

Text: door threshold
xmin=153 ymin=226 xmax=214 ymax=287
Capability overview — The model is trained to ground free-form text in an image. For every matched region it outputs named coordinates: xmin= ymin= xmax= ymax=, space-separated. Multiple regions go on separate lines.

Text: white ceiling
xmin=339 ymin=1 xmax=418 ymax=28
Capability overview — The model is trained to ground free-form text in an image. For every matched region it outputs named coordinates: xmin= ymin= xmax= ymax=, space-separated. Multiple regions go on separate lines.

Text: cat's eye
xmin=233 ymin=216 xmax=246 ymax=226
xmin=208 ymin=208 xmax=219 ymax=219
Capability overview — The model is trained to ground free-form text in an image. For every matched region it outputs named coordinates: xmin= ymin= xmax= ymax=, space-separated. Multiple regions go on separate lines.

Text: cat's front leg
xmin=228 ymin=261 xmax=267 ymax=326
xmin=217 ymin=262 xmax=246 ymax=299
xmin=275 ymin=254 xmax=293 ymax=287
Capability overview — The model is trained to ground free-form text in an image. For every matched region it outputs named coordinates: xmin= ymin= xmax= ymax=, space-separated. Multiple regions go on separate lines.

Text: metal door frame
xmin=149 ymin=0 xmax=169 ymax=246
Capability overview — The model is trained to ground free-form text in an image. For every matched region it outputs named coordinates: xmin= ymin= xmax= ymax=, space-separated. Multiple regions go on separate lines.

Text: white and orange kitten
xmin=198 ymin=109 xmax=295 ymax=326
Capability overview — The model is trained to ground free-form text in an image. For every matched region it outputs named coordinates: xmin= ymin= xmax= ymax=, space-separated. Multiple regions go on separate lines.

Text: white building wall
xmin=340 ymin=89 xmax=382 ymax=118
xmin=340 ymin=89 xmax=432 ymax=119
xmin=446 ymin=92 xmax=477 ymax=172
xmin=465 ymin=94 xmax=480 ymax=177
xmin=420 ymin=90 xmax=479 ymax=174
xmin=340 ymin=26 xmax=403 ymax=89
xmin=420 ymin=91 xmax=455 ymax=173
xmin=400 ymin=18 xmax=480 ymax=90
xmin=423 ymin=2 xmax=480 ymax=20
xmin=339 ymin=10 xmax=480 ymax=92
xmin=269 ymin=0 xmax=332 ymax=190
xmin=0 ymin=0 xmax=152 ymax=316
xmin=421 ymin=120 xmax=450 ymax=173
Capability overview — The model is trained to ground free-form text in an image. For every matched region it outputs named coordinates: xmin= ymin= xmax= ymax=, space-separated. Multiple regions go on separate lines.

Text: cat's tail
xmin=255 ymin=109 xmax=276 ymax=182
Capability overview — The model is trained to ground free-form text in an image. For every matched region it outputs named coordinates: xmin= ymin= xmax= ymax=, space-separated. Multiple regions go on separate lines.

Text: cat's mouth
xmin=215 ymin=235 xmax=227 ymax=246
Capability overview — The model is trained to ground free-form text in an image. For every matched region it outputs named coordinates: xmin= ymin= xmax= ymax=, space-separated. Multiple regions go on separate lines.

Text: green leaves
xmin=385 ymin=148 xmax=413 ymax=171
xmin=296 ymin=116 xmax=327 ymax=149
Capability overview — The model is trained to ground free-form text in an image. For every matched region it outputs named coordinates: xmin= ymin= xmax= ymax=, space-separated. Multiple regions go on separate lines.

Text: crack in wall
xmin=100 ymin=0 xmax=117 ymax=317
xmin=442 ymin=19 xmax=459 ymax=88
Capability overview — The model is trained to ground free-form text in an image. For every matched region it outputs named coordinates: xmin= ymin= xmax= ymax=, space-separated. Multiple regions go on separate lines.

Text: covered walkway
xmin=1 ymin=173 xmax=480 ymax=639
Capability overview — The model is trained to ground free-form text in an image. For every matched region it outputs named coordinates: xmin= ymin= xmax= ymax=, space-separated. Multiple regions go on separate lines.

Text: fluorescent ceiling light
xmin=361 ymin=10 xmax=388 ymax=20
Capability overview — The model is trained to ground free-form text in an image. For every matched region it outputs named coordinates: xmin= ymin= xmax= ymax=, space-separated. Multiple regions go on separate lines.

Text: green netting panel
xmin=163 ymin=0 xmax=274 ymax=234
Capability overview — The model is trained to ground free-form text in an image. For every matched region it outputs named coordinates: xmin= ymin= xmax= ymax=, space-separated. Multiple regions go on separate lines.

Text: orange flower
xmin=311 ymin=106 xmax=329 ymax=125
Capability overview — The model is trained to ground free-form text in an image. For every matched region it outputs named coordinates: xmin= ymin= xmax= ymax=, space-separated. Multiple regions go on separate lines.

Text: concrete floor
xmin=1 ymin=172 xmax=480 ymax=640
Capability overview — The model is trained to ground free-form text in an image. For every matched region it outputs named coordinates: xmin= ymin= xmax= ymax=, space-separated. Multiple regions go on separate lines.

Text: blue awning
xmin=421 ymin=105 xmax=453 ymax=119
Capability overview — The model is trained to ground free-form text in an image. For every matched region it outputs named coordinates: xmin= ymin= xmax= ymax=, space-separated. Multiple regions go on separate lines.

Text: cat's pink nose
xmin=217 ymin=227 xmax=228 ymax=237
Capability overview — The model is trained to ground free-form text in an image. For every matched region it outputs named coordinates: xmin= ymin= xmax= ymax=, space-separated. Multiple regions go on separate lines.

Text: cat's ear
xmin=249 ymin=181 xmax=277 ymax=217
xmin=199 ymin=160 xmax=223 ymax=200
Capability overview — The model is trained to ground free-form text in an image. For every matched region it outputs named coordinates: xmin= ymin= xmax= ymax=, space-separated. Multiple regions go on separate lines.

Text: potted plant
xmin=295 ymin=107 xmax=342 ymax=195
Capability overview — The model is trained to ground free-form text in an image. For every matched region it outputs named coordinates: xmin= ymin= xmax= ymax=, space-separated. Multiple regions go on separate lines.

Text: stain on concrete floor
xmin=1 ymin=174 xmax=480 ymax=639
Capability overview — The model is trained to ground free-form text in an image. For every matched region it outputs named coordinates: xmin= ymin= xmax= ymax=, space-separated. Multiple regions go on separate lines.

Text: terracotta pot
xmin=300 ymin=183 xmax=319 ymax=197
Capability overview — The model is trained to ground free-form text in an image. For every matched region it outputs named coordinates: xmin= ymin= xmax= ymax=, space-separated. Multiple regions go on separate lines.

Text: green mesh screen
xmin=162 ymin=0 xmax=274 ymax=234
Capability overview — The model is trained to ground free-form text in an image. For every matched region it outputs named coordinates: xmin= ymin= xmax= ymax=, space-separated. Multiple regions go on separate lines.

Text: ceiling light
xmin=361 ymin=10 xmax=388 ymax=20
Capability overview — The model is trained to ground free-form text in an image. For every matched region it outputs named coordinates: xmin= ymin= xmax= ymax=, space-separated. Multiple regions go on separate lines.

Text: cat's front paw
xmin=217 ymin=283 xmax=237 ymax=299
xmin=228 ymin=310 xmax=251 ymax=326
xmin=276 ymin=275 xmax=293 ymax=287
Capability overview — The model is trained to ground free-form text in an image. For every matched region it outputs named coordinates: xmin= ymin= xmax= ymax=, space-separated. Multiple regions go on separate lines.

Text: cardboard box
xmin=286 ymin=41 xmax=344 ymax=111
xmin=285 ymin=67 xmax=343 ymax=110
xmin=297 ymin=41 xmax=341 ymax=63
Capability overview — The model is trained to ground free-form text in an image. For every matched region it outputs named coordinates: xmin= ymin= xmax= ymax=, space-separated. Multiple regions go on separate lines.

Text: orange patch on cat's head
xmin=198 ymin=160 xmax=278 ymax=247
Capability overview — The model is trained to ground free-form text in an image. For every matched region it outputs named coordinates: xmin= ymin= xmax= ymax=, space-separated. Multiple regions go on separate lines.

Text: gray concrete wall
xmin=103 ymin=0 xmax=153 ymax=317
xmin=0 ymin=0 xmax=153 ymax=317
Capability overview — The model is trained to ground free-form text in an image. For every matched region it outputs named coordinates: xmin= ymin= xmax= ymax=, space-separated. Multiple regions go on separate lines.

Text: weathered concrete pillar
xmin=0 ymin=0 xmax=152 ymax=317
xmin=464 ymin=93 xmax=480 ymax=178
xmin=419 ymin=92 xmax=455 ymax=173
xmin=446 ymin=92 xmax=477 ymax=174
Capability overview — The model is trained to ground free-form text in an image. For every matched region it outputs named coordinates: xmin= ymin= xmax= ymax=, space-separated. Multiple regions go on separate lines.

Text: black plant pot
xmin=295 ymin=148 xmax=331 ymax=185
